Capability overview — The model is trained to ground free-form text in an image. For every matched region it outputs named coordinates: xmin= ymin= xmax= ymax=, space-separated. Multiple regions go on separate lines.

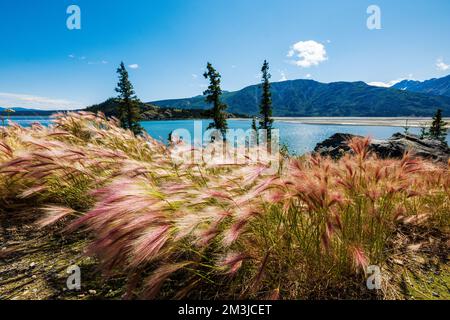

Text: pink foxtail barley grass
xmin=0 ymin=112 xmax=448 ymax=299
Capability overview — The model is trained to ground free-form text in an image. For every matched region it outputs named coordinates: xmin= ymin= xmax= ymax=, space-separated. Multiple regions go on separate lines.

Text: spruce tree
xmin=115 ymin=62 xmax=142 ymax=135
xmin=419 ymin=126 xmax=429 ymax=140
xmin=259 ymin=60 xmax=273 ymax=140
xmin=429 ymin=109 xmax=448 ymax=142
xmin=203 ymin=62 xmax=228 ymax=139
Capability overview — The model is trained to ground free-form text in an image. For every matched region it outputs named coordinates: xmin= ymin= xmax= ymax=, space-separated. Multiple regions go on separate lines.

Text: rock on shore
xmin=314 ymin=133 xmax=450 ymax=162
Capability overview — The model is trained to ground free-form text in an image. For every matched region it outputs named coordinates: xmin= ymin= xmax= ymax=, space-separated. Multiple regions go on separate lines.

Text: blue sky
xmin=0 ymin=0 xmax=449 ymax=110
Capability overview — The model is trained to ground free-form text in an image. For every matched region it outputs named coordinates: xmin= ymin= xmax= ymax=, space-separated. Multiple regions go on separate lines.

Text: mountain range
xmin=0 ymin=107 xmax=56 ymax=116
xmin=3 ymin=75 xmax=450 ymax=118
xmin=0 ymin=107 xmax=38 ymax=112
xmin=151 ymin=76 xmax=450 ymax=117
xmin=392 ymin=75 xmax=450 ymax=97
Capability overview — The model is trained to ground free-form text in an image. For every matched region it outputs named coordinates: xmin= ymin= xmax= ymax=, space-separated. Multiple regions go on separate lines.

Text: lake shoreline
xmin=5 ymin=115 xmax=450 ymax=129
xmin=231 ymin=117 xmax=450 ymax=128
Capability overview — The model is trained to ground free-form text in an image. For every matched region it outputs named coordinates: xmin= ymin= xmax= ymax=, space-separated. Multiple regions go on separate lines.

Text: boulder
xmin=314 ymin=133 xmax=450 ymax=162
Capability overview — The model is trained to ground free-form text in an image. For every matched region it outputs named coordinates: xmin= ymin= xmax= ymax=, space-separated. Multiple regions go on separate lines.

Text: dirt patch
xmin=383 ymin=225 xmax=450 ymax=300
xmin=0 ymin=210 xmax=125 ymax=300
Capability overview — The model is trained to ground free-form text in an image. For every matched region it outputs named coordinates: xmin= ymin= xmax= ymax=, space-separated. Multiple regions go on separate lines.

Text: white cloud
xmin=305 ymin=74 xmax=312 ymax=79
xmin=370 ymin=82 xmax=393 ymax=88
xmin=279 ymin=71 xmax=287 ymax=81
xmin=128 ymin=64 xmax=139 ymax=69
xmin=69 ymin=53 xmax=108 ymax=66
xmin=368 ymin=74 xmax=414 ymax=88
xmin=436 ymin=58 xmax=449 ymax=71
xmin=287 ymin=40 xmax=328 ymax=68
xmin=367 ymin=81 xmax=391 ymax=88
xmin=88 ymin=60 xmax=109 ymax=65
xmin=192 ymin=74 xmax=198 ymax=79
xmin=0 ymin=92 xmax=82 ymax=110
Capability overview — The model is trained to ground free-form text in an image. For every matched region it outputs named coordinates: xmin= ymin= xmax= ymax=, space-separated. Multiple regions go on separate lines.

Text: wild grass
xmin=0 ymin=112 xmax=448 ymax=299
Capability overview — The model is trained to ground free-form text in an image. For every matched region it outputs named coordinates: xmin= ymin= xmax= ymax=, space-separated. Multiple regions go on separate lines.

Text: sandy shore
xmin=233 ymin=117 xmax=450 ymax=128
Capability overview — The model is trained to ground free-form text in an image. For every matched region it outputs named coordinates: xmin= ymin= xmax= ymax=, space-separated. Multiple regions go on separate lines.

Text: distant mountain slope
xmin=392 ymin=75 xmax=450 ymax=97
xmin=0 ymin=107 xmax=57 ymax=116
xmin=151 ymin=79 xmax=450 ymax=117
xmin=0 ymin=107 xmax=36 ymax=112
xmin=0 ymin=107 xmax=54 ymax=112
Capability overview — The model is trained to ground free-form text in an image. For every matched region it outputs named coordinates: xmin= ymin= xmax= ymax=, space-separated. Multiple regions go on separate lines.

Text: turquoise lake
xmin=3 ymin=116 xmax=445 ymax=155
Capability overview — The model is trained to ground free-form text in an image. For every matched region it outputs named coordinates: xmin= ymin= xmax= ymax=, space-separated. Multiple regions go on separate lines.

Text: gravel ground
xmin=0 ymin=210 xmax=124 ymax=300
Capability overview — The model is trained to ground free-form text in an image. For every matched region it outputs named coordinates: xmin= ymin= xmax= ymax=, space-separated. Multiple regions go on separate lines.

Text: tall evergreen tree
xmin=429 ymin=109 xmax=448 ymax=142
xmin=259 ymin=60 xmax=273 ymax=138
xmin=419 ymin=126 xmax=429 ymax=139
xmin=115 ymin=62 xmax=142 ymax=135
xmin=203 ymin=62 xmax=228 ymax=139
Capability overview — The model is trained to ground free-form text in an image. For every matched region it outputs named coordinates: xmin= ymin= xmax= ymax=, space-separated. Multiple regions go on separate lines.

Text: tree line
xmin=114 ymin=60 xmax=275 ymax=139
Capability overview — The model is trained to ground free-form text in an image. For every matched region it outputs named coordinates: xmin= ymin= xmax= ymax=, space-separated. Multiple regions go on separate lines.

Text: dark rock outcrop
xmin=314 ymin=133 xmax=359 ymax=159
xmin=314 ymin=133 xmax=450 ymax=162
